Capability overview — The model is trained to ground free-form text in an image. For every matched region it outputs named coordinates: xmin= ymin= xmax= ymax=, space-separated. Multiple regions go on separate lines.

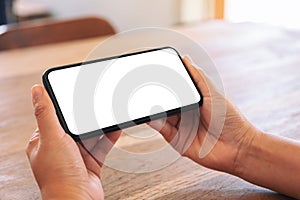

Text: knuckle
xmin=34 ymin=103 xmax=50 ymax=119
xmin=26 ymin=137 xmax=39 ymax=157
xmin=26 ymin=140 xmax=34 ymax=155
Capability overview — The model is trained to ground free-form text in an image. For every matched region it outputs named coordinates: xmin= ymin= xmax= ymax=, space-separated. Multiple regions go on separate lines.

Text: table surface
xmin=1 ymin=21 xmax=299 ymax=200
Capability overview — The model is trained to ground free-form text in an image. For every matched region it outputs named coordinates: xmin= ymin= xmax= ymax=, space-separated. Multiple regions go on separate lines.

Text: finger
xmin=79 ymin=136 xmax=99 ymax=151
xmin=77 ymin=143 xmax=102 ymax=178
xmin=90 ymin=131 xmax=121 ymax=164
xmin=148 ymin=118 xmax=178 ymax=143
xmin=105 ymin=130 xmax=121 ymax=144
xmin=79 ymin=128 xmax=122 ymax=151
xmin=166 ymin=115 xmax=180 ymax=127
xmin=26 ymin=129 xmax=40 ymax=160
xmin=183 ymin=57 xmax=210 ymax=97
xmin=31 ymin=84 xmax=65 ymax=142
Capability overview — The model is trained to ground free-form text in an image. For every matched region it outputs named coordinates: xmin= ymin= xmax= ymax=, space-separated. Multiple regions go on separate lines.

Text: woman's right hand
xmin=149 ymin=57 xmax=259 ymax=176
xmin=150 ymin=57 xmax=300 ymax=199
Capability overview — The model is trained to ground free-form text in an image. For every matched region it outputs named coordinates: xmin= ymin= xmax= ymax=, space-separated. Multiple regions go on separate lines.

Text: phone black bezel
xmin=42 ymin=46 xmax=203 ymax=141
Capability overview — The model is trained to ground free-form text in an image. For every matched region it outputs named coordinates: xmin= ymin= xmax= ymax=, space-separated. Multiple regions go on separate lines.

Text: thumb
xmin=183 ymin=56 xmax=210 ymax=97
xmin=31 ymin=84 xmax=65 ymax=141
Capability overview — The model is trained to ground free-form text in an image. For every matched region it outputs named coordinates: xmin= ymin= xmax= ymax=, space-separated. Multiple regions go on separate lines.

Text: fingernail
xmin=32 ymin=85 xmax=43 ymax=105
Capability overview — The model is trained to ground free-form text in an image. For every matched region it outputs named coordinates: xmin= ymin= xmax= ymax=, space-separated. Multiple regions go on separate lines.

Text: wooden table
xmin=1 ymin=21 xmax=299 ymax=199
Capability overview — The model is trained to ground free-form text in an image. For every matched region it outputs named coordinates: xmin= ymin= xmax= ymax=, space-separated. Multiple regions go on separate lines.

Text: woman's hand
xmin=150 ymin=57 xmax=300 ymax=199
xmin=149 ymin=57 xmax=259 ymax=175
xmin=26 ymin=85 xmax=120 ymax=199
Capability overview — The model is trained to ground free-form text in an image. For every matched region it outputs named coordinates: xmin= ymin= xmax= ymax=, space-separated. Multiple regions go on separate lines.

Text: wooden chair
xmin=0 ymin=16 xmax=116 ymax=51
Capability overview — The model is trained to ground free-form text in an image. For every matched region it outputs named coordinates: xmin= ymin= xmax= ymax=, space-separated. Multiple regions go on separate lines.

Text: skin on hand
xmin=149 ymin=57 xmax=258 ymax=175
xmin=26 ymin=58 xmax=300 ymax=199
xmin=150 ymin=57 xmax=300 ymax=199
xmin=26 ymin=85 xmax=121 ymax=200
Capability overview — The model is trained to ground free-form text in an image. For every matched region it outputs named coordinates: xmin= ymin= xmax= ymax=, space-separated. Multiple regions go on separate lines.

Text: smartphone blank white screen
xmin=46 ymin=48 xmax=201 ymax=136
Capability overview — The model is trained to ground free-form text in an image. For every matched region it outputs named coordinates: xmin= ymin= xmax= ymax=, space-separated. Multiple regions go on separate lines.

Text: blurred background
xmin=1 ymin=0 xmax=300 ymax=31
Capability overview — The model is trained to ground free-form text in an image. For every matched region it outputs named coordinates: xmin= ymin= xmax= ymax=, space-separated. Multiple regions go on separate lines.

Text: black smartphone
xmin=43 ymin=47 xmax=203 ymax=141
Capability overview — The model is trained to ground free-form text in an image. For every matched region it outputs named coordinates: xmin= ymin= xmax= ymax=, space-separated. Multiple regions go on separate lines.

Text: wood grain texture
xmin=0 ymin=21 xmax=299 ymax=199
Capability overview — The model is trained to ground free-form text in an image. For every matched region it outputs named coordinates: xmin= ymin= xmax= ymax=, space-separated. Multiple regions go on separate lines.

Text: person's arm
xmin=236 ymin=132 xmax=300 ymax=198
xmin=150 ymin=57 xmax=300 ymax=199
